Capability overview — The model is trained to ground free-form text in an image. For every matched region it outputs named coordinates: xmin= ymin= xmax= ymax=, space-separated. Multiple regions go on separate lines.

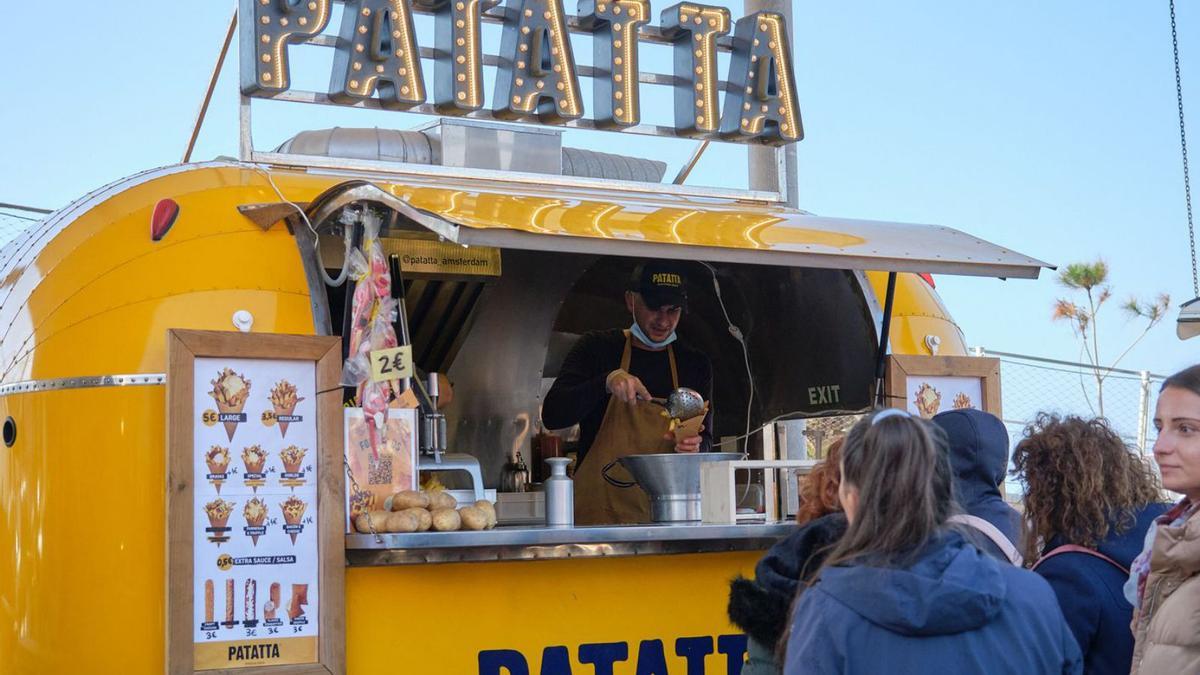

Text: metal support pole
xmin=744 ymin=0 xmax=799 ymax=206
xmin=1137 ymin=370 xmax=1152 ymax=453
xmin=184 ymin=5 xmax=238 ymax=163
xmin=874 ymin=272 xmax=898 ymax=406
xmin=673 ymin=141 xmax=711 ymax=185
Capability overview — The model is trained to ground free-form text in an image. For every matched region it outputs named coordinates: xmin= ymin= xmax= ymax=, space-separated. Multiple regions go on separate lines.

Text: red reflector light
xmin=918 ymin=273 xmax=936 ymax=288
xmin=151 ymin=199 xmax=180 ymax=241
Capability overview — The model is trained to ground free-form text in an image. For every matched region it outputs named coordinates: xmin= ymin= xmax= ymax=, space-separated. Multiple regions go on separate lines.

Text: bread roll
xmin=391 ymin=490 xmax=429 ymax=511
xmin=431 ymin=507 xmax=461 ymax=531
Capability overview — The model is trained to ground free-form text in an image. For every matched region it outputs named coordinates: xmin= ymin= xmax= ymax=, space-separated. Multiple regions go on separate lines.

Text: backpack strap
xmin=1031 ymin=544 xmax=1130 ymax=576
xmin=948 ymin=514 xmax=1024 ymax=566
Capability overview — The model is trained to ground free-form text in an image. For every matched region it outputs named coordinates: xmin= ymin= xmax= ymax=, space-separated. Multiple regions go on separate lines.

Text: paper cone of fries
xmin=210 ymin=368 xmax=250 ymax=442
xmin=244 ymin=498 xmax=268 ymax=545
xmin=284 ymin=514 xmax=301 ymax=544
xmin=269 ymin=380 xmax=304 ymax=439
xmin=249 ymin=519 xmax=265 ymax=545
xmin=274 ymin=404 xmax=296 ymax=438
xmin=280 ymin=497 xmax=307 ymax=545
xmin=280 ymin=446 xmax=306 ymax=476
xmin=217 ymin=401 xmax=243 ymax=442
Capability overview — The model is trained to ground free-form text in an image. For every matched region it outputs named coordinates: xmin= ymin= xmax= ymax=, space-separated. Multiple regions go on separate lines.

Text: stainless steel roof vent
xmin=275 ymin=121 xmax=666 ymax=183
xmin=275 ymin=127 xmax=433 ymax=164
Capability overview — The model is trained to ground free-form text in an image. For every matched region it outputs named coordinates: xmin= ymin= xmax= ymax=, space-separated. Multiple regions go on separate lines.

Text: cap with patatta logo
xmin=628 ymin=261 xmax=687 ymax=310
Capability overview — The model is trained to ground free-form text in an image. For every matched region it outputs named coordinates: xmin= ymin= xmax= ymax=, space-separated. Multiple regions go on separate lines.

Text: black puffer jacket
xmin=727 ymin=512 xmax=848 ymax=647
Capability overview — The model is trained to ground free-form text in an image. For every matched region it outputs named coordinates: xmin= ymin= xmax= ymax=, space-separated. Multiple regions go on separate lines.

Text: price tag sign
xmin=369 ymin=345 xmax=413 ymax=383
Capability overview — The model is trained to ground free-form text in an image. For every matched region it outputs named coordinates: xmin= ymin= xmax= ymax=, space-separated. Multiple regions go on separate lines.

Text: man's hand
xmin=606 ymin=369 xmax=651 ymax=403
xmin=668 ymin=426 xmax=704 ymax=453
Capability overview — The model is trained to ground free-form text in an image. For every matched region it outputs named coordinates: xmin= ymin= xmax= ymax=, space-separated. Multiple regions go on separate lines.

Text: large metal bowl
xmin=604 ymin=452 xmax=743 ymax=522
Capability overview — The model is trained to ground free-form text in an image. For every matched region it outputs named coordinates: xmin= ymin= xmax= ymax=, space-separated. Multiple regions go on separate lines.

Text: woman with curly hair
xmin=1012 ymin=413 xmax=1167 ymax=675
xmin=727 ymin=439 xmax=848 ymax=675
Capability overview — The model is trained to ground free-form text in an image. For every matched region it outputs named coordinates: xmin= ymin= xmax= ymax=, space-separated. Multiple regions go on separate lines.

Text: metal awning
xmin=290 ymin=180 xmax=1052 ymax=279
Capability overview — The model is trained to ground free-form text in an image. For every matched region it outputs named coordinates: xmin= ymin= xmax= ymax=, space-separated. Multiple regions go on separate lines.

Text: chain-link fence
xmin=972 ymin=347 xmax=1166 ymax=499
xmin=0 ymin=205 xmax=46 ymax=248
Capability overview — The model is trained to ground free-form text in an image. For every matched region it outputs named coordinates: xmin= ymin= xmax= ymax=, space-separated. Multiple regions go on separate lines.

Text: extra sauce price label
xmin=369 ymin=346 xmax=413 ymax=383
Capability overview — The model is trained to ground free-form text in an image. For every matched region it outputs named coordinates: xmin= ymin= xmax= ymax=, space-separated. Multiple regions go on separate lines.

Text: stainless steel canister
xmin=544 ymin=457 xmax=574 ymax=527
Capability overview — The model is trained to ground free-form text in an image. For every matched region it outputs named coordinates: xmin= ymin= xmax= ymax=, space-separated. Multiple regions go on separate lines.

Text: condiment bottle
xmin=544 ymin=457 xmax=574 ymax=528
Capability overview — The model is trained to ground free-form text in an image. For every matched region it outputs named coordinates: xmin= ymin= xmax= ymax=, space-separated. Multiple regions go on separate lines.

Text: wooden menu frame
xmin=884 ymin=354 xmax=1002 ymax=418
xmin=166 ymin=330 xmax=345 ymax=675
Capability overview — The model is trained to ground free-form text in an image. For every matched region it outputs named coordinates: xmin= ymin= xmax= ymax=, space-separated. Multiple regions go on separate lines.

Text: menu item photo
xmin=205 ymin=446 xmax=231 ymax=492
xmin=269 ymin=380 xmax=305 ymax=438
xmin=204 ymin=499 xmax=235 ymax=546
xmin=243 ymin=497 xmax=269 ymax=546
xmin=210 ymin=368 xmax=251 ymax=441
xmin=280 ymin=496 xmax=308 ymax=545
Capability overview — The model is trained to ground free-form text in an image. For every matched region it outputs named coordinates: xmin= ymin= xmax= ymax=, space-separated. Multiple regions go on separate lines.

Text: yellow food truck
xmin=0 ymin=2 xmax=1047 ymax=673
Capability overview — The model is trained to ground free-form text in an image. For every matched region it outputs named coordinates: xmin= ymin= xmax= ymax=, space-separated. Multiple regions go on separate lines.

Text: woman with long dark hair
xmin=1013 ymin=414 xmax=1166 ymax=675
xmin=1128 ymin=365 xmax=1200 ymax=674
xmin=784 ymin=409 xmax=1081 ymax=674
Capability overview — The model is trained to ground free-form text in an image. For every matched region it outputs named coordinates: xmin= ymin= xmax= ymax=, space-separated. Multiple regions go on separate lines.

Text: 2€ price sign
xmin=369 ymin=345 xmax=413 ymax=383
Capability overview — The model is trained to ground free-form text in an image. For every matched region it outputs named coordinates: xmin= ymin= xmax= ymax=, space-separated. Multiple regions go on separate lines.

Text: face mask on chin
xmin=630 ymin=321 xmax=677 ymax=349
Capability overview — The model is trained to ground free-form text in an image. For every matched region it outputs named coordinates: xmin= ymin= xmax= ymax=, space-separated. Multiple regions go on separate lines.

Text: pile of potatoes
xmin=353 ymin=489 xmax=497 ymax=534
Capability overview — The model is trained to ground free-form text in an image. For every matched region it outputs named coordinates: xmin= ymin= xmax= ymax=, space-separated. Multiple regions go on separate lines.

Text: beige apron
xmin=574 ymin=331 xmax=678 ymax=525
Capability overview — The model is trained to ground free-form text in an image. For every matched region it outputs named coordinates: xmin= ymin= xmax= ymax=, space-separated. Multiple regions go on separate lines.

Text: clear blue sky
xmin=2 ymin=2 xmax=1196 ymax=376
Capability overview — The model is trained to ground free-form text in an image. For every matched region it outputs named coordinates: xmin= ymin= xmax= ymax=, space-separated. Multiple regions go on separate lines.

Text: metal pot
xmin=602 ymin=452 xmax=743 ymax=522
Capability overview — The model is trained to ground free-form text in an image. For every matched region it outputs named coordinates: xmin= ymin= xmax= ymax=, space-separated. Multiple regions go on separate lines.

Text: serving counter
xmin=346 ymin=522 xmax=795 ymax=565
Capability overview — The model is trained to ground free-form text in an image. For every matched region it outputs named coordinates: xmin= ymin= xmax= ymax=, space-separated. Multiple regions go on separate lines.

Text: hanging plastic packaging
xmin=339 ymin=211 xmax=401 ymax=457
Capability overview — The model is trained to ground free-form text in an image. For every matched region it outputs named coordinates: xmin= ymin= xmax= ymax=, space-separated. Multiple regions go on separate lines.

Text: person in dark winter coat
xmin=727 ymin=440 xmax=846 ymax=675
xmin=785 ymin=409 xmax=1082 ymax=675
xmin=728 ymin=513 xmax=847 ymax=669
xmin=1013 ymin=413 xmax=1168 ymax=675
xmin=932 ymin=409 xmax=1023 ymax=563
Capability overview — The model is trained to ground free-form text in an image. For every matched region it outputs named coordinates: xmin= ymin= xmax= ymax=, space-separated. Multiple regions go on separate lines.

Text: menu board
xmin=192 ymin=357 xmax=320 ymax=669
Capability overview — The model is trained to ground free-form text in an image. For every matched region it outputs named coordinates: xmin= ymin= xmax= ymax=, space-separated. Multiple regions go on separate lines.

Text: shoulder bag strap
xmin=948 ymin=513 xmax=1024 ymax=566
xmin=1031 ymin=544 xmax=1130 ymax=576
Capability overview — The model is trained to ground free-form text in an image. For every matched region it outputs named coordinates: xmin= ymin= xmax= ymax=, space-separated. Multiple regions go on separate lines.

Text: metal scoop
xmin=648 ymin=387 xmax=706 ymax=420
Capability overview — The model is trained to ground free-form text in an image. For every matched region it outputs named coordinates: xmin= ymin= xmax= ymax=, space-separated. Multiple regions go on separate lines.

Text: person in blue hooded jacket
xmin=1012 ymin=414 xmax=1169 ymax=675
xmin=933 ymin=409 xmax=1024 ymax=564
xmin=784 ymin=409 xmax=1082 ymax=675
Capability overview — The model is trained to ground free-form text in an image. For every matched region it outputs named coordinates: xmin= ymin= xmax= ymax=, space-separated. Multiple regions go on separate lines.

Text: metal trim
xmin=0 ymin=373 xmax=166 ymax=396
xmin=455 ymin=227 xmax=1047 ymax=280
xmin=345 ymin=522 xmax=793 ymax=565
xmin=252 ymin=152 xmax=784 ymax=203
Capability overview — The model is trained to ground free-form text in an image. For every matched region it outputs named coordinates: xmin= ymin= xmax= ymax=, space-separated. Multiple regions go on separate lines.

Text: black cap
xmin=628 ymin=261 xmax=687 ymax=309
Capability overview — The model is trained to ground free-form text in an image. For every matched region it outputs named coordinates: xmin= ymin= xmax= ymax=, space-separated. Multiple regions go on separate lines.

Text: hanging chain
xmin=1171 ymin=0 xmax=1199 ymax=295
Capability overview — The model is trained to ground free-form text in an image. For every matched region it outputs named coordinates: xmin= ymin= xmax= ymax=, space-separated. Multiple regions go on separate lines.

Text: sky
xmin=1 ymin=1 xmax=1197 ymax=378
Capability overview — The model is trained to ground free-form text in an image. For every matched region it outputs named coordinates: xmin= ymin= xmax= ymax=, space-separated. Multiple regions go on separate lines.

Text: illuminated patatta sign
xmin=239 ymin=0 xmax=803 ymax=145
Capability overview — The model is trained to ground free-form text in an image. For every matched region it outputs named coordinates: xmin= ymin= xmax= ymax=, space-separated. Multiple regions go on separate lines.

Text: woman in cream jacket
xmin=1128 ymin=364 xmax=1200 ymax=675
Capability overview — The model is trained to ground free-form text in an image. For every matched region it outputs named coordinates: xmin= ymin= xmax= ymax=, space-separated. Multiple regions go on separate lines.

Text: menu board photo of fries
xmin=190 ymin=357 xmax=320 ymax=670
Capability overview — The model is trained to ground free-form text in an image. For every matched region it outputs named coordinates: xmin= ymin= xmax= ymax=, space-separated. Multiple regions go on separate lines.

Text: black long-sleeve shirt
xmin=542 ymin=329 xmax=714 ymax=466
